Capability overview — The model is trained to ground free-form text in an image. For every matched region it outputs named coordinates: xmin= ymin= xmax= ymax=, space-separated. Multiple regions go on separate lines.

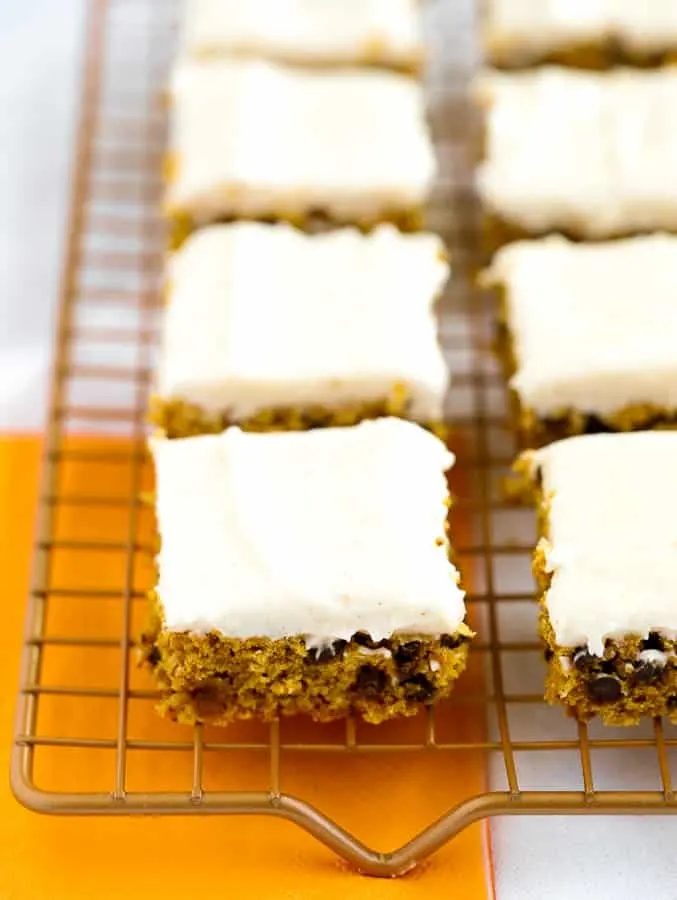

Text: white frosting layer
xmin=484 ymin=235 xmax=677 ymax=417
xmin=485 ymin=0 xmax=677 ymax=62
xmin=157 ymin=222 xmax=450 ymax=422
xmin=152 ymin=418 xmax=466 ymax=641
xmin=476 ymin=67 xmax=677 ymax=238
xmin=166 ymin=59 xmax=435 ymax=223
xmin=531 ymin=432 xmax=677 ymax=655
xmin=180 ymin=0 xmax=422 ymax=68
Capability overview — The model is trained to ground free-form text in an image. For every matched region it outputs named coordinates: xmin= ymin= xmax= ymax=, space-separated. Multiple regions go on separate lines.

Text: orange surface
xmin=0 ymin=436 xmax=491 ymax=900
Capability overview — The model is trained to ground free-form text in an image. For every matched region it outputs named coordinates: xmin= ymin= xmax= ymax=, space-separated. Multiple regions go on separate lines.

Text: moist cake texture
xmin=143 ymin=419 xmax=471 ymax=725
xmin=151 ymin=222 xmax=450 ymax=437
xmin=483 ymin=234 xmax=677 ymax=443
xmin=179 ymin=0 xmax=424 ymax=72
xmin=520 ymin=432 xmax=677 ymax=724
xmin=476 ymin=66 xmax=677 ymax=243
xmin=164 ymin=59 xmax=435 ymax=233
xmin=483 ymin=0 xmax=677 ymax=68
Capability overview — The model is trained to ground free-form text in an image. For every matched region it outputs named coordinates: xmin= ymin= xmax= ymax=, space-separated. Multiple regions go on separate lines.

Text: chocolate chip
xmin=394 ymin=641 xmax=422 ymax=668
xmin=308 ymin=645 xmax=336 ymax=663
xmin=543 ymin=647 xmax=554 ymax=662
xmin=306 ymin=209 xmax=332 ymax=233
xmin=633 ymin=649 xmax=667 ymax=684
xmin=668 ymin=696 xmax=677 ymax=710
xmin=642 ymin=632 xmax=666 ymax=652
xmin=355 ymin=665 xmax=388 ymax=695
xmin=591 ymin=417 xmax=615 ymax=433
xmin=402 ymin=674 xmax=435 ymax=701
xmin=600 ymin=658 xmax=618 ymax=675
xmin=332 ymin=639 xmax=348 ymax=659
xmin=441 ymin=634 xmax=462 ymax=649
xmin=573 ymin=648 xmax=598 ymax=672
xmin=585 ymin=415 xmax=615 ymax=434
xmin=147 ymin=646 xmax=161 ymax=667
xmin=352 ymin=631 xmax=387 ymax=650
xmin=586 ymin=675 xmax=622 ymax=703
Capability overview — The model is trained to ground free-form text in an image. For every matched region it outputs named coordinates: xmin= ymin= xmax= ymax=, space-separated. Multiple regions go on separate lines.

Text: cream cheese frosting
xmin=476 ymin=67 xmax=677 ymax=238
xmin=179 ymin=0 xmax=423 ymax=69
xmin=529 ymin=432 xmax=677 ymax=656
xmin=485 ymin=0 xmax=677 ymax=63
xmin=483 ymin=234 xmax=677 ymax=417
xmin=152 ymin=418 xmax=466 ymax=641
xmin=156 ymin=222 xmax=450 ymax=422
xmin=166 ymin=59 xmax=435 ymax=224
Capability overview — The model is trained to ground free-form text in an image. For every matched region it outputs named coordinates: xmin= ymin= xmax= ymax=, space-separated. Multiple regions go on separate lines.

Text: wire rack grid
xmin=10 ymin=0 xmax=677 ymax=879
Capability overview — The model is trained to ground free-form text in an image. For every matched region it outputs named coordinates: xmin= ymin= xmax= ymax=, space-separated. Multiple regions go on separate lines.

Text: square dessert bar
xmin=483 ymin=0 xmax=677 ymax=69
xmin=475 ymin=67 xmax=677 ymax=249
xmin=164 ymin=59 xmax=435 ymax=242
xmin=483 ymin=234 xmax=677 ymax=443
xmin=521 ymin=432 xmax=677 ymax=725
xmin=143 ymin=418 xmax=471 ymax=725
xmin=150 ymin=222 xmax=450 ymax=437
xmin=179 ymin=0 xmax=424 ymax=73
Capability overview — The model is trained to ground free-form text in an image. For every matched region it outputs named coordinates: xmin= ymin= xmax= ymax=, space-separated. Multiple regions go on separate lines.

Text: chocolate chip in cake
xmin=394 ymin=640 xmax=422 ymax=668
xmin=533 ymin=465 xmax=543 ymax=490
xmin=633 ymin=649 xmax=668 ymax=684
xmin=308 ymin=642 xmax=344 ymax=663
xmin=586 ymin=675 xmax=622 ymax=703
xmin=306 ymin=209 xmax=333 ymax=233
xmin=585 ymin=416 xmax=615 ymax=435
xmin=402 ymin=674 xmax=435 ymax=701
xmin=573 ymin=648 xmax=598 ymax=672
xmin=147 ymin=646 xmax=161 ymax=667
xmin=543 ymin=647 xmax=554 ymax=662
xmin=641 ymin=632 xmax=666 ymax=652
xmin=355 ymin=664 xmax=388 ymax=695
xmin=441 ymin=634 xmax=463 ymax=649
xmin=332 ymin=639 xmax=348 ymax=659
xmin=352 ymin=631 xmax=388 ymax=650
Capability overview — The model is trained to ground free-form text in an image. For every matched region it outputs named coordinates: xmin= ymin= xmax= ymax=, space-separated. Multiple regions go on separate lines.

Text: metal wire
xmin=9 ymin=0 xmax=677 ymax=880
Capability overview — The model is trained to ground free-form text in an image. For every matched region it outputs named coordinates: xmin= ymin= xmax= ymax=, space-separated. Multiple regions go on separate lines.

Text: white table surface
xmin=3 ymin=2 xmax=677 ymax=896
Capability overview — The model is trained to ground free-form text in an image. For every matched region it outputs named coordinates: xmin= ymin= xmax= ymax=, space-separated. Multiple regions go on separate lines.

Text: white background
xmin=2 ymin=2 xmax=677 ymax=897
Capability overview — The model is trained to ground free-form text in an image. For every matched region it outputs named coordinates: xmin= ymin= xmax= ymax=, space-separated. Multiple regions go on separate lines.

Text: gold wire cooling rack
xmin=10 ymin=0 xmax=677 ymax=879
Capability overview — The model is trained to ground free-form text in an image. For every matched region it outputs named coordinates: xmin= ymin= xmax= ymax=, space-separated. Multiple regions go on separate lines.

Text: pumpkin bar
xmin=520 ymin=432 xmax=677 ymax=725
xmin=483 ymin=234 xmax=677 ymax=444
xmin=179 ymin=0 xmax=424 ymax=73
xmin=483 ymin=0 xmax=677 ymax=69
xmin=150 ymin=222 xmax=449 ymax=437
xmin=143 ymin=418 xmax=471 ymax=725
xmin=475 ymin=66 xmax=677 ymax=249
xmin=164 ymin=59 xmax=435 ymax=243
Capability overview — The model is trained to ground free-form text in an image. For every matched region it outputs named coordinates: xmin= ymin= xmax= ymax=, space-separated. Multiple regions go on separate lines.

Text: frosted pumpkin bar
xmin=150 ymin=222 xmax=450 ymax=437
xmin=476 ymin=67 xmax=677 ymax=249
xmin=164 ymin=59 xmax=435 ymax=242
xmin=179 ymin=0 xmax=424 ymax=72
xmin=142 ymin=419 xmax=472 ymax=725
xmin=483 ymin=0 xmax=677 ymax=69
xmin=520 ymin=432 xmax=677 ymax=725
xmin=482 ymin=234 xmax=677 ymax=443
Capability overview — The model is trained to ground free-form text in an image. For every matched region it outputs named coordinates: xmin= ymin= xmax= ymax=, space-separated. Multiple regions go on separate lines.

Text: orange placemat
xmin=0 ymin=436 xmax=491 ymax=900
